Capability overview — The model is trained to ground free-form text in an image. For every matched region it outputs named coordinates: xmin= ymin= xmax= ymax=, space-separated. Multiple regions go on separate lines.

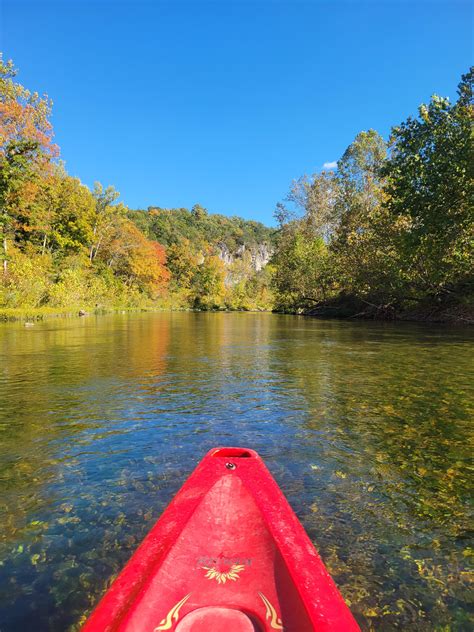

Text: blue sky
xmin=1 ymin=1 xmax=472 ymax=224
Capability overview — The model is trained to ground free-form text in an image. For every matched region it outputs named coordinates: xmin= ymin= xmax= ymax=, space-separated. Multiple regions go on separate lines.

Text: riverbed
xmin=0 ymin=312 xmax=472 ymax=630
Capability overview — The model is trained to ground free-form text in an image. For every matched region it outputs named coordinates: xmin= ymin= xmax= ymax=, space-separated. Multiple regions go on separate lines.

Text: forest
xmin=0 ymin=55 xmax=274 ymax=315
xmin=0 ymin=54 xmax=472 ymax=321
xmin=273 ymin=69 xmax=473 ymax=321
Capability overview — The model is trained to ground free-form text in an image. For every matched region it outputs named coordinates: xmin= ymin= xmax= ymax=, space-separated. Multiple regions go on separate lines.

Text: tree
xmin=89 ymin=182 xmax=122 ymax=261
xmin=127 ymin=239 xmax=170 ymax=297
xmin=192 ymin=252 xmax=226 ymax=309
xmin=382 ymin=69 xmax=474 ymax=298
xmin=272 ymin=230 xmax=334 ymax=311
xmin=0 ymin=55 xmax=58 ymax=273
xmin=0 ymin=56 xmax=57 ymax=159
xmin=191 ymin=203 xmax=208 ymax=221
xmin=96 ymin=217 xmax=170 ymax=296
xmin=287 ymin=171 xmax=339 ymax=242
xmin=327 ymin=130 xmax=398 ymax=302
xmin=166 ymin=238 xmax=199 ymax=290
xmin=334 ymin=129 xmax=387 ymax=240
xmin=272 ymin=131 xmax=389 ymax=311
xmin=49 ymin=173 xmax=96 ymax=254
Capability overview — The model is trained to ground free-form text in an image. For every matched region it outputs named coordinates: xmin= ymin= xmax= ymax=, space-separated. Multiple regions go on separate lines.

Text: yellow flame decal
xmin=258 ymin=592 xmax=284 ymax=630
xmin=154 ymin=594 xmax=191 ymax=631
xmin=202 ymin=563 xmax=246 ymax=584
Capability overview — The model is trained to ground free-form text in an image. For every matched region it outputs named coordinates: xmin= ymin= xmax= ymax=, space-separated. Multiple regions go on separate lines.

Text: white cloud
xmin=322 ymin=161 xmax=337 ymax=170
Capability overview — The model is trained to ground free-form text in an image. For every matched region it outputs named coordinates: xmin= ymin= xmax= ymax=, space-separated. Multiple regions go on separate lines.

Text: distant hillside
xmin=129 ymin=205 xmax=275 ymax=253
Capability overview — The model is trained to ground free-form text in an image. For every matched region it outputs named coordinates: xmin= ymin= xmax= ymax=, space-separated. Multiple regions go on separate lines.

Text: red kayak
xmin=83 ymin=447 xmax=359 ymax=631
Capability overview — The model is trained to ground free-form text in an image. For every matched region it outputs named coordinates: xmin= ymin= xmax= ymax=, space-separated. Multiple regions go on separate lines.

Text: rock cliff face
xmin=216 ymin=242 xmax=273 ymax=271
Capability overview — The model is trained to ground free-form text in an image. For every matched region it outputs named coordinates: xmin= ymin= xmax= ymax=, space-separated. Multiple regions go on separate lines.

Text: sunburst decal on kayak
xmin=202 ymin=563 xmax=246 ymax=584
xmin=258 ymin=592 xmax=284 ymax=630
xmin=154 ymin=594 xmax=190 ymax=630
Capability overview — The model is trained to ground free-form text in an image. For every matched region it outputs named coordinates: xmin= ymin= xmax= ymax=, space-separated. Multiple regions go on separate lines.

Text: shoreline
xmin=0 ymin=306 xmax=165 ymax=323
xmin=1 ymin=302 xmax=473 ymax=324
xmin=303 ymin=301 xmax=474 ymax=325
xmin=0 ymin=305 xmax=270 ymax=323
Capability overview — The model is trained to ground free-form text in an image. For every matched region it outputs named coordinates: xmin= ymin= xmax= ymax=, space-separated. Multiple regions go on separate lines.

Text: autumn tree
xmin=127 ymin=238 xmax=170 ymax=297
xmin=96 ymin=217 xmax=170 ymax=296
xmin=192 ymin=252 xmax=226 ymax=309
xmin=89 ymin=182 xmax=122 ymax=261
xmin=328 ymin=129 xmax=402 ymax=303
xmin=166 ymin=238 xmax=199 ymax=290
xmin=287 ymin=170 xmax=339 ymax=242
xmin=191 ymin=203 xmax=208 ymax=221
xmin=0 ymin=55 xmax=58 ymax=273
xmin=45 ymin=172 xmax=95 ymax=255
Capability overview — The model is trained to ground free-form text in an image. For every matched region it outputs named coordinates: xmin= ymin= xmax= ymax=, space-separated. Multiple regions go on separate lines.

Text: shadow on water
xmin=0 ymin=313 xmax=472 ymax=630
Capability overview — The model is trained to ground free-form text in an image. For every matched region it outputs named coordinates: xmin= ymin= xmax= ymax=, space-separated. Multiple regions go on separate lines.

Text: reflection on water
xmin=0 ymin=313 xmax=472 ymax=630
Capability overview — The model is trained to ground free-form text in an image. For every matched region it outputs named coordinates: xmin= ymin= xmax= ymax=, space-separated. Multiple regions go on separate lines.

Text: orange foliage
xmin=100 ymin=219 xmax=170 ymax=296
xmin=0 ymin=100 xmax=58 ymax=162
xmin=131 ymin=239 xmax=171 ymax=295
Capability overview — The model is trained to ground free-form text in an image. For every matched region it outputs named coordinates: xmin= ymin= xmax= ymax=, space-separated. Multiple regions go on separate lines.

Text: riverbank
xmin=303 ymin=296 xmax=474 ymax=324
xmin=0 ymin=304 xmax=270 ymax=322
xmin=0 ymin=306 xmax=162 ymax=322
xmin=2 ymin=299 xmax=473 ymax=324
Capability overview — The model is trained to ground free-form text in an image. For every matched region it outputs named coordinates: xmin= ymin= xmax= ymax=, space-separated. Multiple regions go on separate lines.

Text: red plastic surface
xmin=82 ymin=447 xmax=360 ymax=631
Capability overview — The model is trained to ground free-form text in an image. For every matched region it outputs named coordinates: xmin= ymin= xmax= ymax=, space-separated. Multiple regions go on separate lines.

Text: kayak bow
xmin=83 ymin=447 xmax=360 ymax=631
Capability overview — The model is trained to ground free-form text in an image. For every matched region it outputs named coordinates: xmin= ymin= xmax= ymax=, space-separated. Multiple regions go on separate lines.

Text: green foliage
xmin=225 ymin=264 xmax=275 ymax=311
xmin=47 ymin=266 xmax=92 ymax=308
xmin=89 ymin=182 xmax=122 ymax=261
xmin=48 ymin=173 xmax=96 ymax=253
xmin=129 ymin=205 xmax=274 ymax=252
xmin=166 ymin=239 xmax=198 ymax=291
xmin=272 ymin=229 xmax=334 ymax=311
xmin=382 ymin=69 xmax=474 ymax=299
xmin=0 ymin=246 xmax=52 ymax=307
xmin=191 ymin=254 xmax=226 ymax=310
xmin=126 ymin=205 xmax=275 ymax=311
xmin=191 ymin=203 xmax=208 ymax=220
xmin=6 ymin=54 xmax=470 ymax=320
xmin=272 ymin=69 xmax=474 ymax=317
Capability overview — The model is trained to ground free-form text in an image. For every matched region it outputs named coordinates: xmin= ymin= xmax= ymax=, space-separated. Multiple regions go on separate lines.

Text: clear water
xmin=0 ymin=312 xmax=472 ymax=630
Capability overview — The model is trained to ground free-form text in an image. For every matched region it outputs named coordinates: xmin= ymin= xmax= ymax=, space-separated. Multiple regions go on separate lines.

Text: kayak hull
xmin=83 ymin=447 xmax=359 ymax=631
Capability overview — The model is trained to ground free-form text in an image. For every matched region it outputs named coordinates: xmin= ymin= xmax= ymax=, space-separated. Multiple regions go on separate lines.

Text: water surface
xmin=0 ymin=312 xmax=472 ymax=630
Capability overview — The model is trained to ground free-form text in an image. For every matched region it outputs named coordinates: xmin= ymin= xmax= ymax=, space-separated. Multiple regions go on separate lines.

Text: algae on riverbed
xmin=0 ymin=313 xmax=472 ymax=631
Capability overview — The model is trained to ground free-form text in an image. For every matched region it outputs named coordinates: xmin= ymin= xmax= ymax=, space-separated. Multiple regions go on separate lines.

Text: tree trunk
xmin=2 ymin=234 xmax=7 ymax=276
xmin=89 ymin=222 xmax=98 ymax=262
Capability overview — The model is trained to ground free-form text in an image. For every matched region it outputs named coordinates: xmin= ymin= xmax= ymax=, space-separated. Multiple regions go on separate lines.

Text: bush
xmin=0 ymin=249 xmax=53 ymax=307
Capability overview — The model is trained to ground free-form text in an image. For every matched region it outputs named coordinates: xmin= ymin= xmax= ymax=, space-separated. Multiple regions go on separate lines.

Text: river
xmin=0 ymin=312 xmax=472 ymax=630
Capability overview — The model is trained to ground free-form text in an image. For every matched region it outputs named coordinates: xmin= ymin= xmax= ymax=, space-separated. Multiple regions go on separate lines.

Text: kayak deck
xmin=83 ymin=448 xmax=359 ymax=631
